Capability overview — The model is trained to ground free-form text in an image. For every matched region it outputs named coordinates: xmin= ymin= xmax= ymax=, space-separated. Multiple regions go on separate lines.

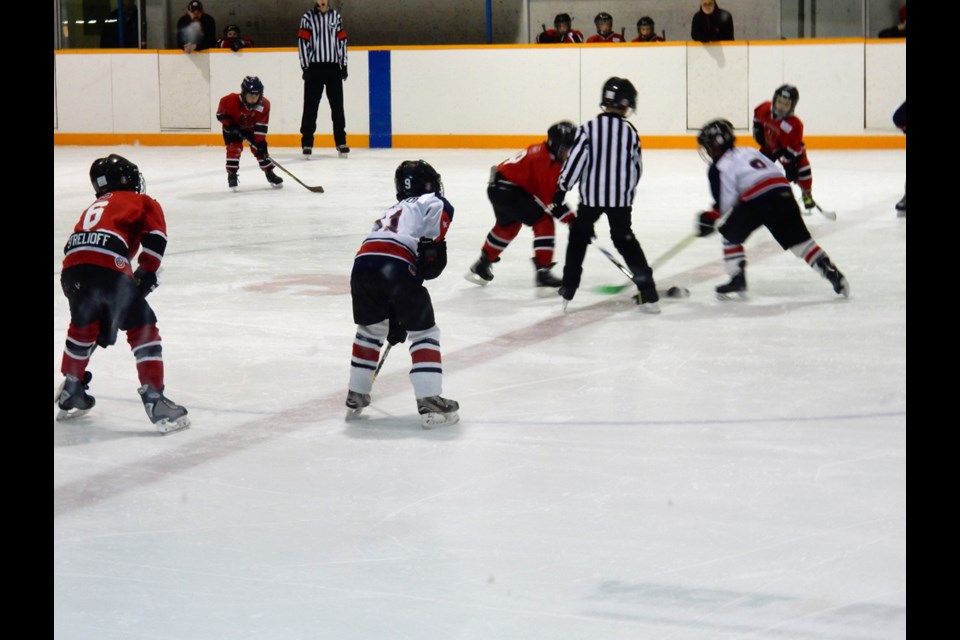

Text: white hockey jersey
xmin=354 ymin=193 xmax=454 ymax=268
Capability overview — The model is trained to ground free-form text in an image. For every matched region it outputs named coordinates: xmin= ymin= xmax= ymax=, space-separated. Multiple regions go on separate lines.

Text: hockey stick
xmin=267 ymin=156 xmax=325 ymax=193
xmin=813 ymin=202 xmax=837 ymax=221
xmin=594 ymin=234 xmax=698 ymax=294
xmin=371 ymin=344 xmax=392 ymax=384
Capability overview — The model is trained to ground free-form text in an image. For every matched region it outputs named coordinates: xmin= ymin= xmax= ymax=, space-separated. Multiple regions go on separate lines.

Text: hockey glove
xmin=782 ymin=160 xmax=799 ymax=183
xmin=552 ymin=203 xmax=576 ymax=225
xmin=551 ymin=189 xmax=567 ymax=208
xmin=417 ymin=238 xmax=448 ymax=280
xmin=340 ymin=66 xmax=348 ymax=81
xmin=134 ymin=268 xmax=159 ymax=296
xmin=387 ymin=317 xmax=407 ymax=346
xmin=253 ymin=139 xmax=268 ymax=158
xmin=752 ymin=120 xmax=765 ymax=147
xmin=696 ymin=209 xmax=721 ymax=237
xmin=801 ymin=190 xmax=815 ymax=210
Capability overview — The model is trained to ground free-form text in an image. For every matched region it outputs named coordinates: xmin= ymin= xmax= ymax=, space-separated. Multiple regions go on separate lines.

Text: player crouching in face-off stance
xmin=695 ymin=119 xmax=849 ymax=300
xmin=55 ymin=155 xmax=190 ymax=434
xmin=466 ymin=121 xmax=577 ymax=292
xmin=216 ymin=75 xmax=283 ymax=191
xmin=753 ymin=84 xmax=818 ymax=214
xmin=346 ymin=161 xmax=459 ymax=428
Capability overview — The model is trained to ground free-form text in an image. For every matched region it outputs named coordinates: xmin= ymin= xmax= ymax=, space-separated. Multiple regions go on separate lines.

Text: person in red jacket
xmin=466 ymin=122 xmax=577 ymax=291
xmin=217 ymin=24 xmax=254 ymax=51
xmin=56 ymin=154 xmax=190 ymax=434
xmin=216 ymin=76 xmax=283 ymax=191
xmin=586 ymin=12 xmax=625 ymax=43
xmin=753 ymin=84 xmax=817 ymax=213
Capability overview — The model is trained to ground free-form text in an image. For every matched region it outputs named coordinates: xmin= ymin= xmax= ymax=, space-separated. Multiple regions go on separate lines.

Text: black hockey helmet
xmin=395 ymin=160 xmax=443 ymax=200
xmin=546 ymin=120 xmax=577 ymax=160
xmin=90 ymin=154 xmax=144 ymax=197
xmin=638 ymin=16 xmax=655 ymax=29
xmin=554 ymin=13 xmax=572 ymax=28
xmin=771 ymin=84 xmax=799 ymax=119
xmin=697 ymin=119 xmax=736 ymax=161
xmin=224 ymin=24 xmax=241 ymax=38
xmin=241 ymin=75 xmax=264 ymax=105
xmin=594 ymin=12 xmax=613 ymax=27
xmin=600 ymin=77 xmax=637 ymax=113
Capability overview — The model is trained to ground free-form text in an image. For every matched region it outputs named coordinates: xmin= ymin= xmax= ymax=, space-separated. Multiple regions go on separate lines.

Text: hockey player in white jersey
xmin=695 ymin=119 xmax=849 ymax=299
xmin=345 ymin=160 xmax=460 ymax=428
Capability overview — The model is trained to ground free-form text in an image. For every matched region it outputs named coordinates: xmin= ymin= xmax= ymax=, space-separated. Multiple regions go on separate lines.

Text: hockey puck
xmin=666 ymin=286 xmax=690 ymax=299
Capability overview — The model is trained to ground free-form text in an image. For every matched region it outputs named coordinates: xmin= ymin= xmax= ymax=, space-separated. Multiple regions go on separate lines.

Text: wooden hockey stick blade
xmin=815 ymin=203 xmax=837 ymax=221
xmin=268 ymin=157 xmax=325 ymax=193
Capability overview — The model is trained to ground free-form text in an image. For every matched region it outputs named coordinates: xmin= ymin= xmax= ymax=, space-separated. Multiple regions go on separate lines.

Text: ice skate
xmin=815 ymin=256 xmax=850 ymax=298
xmin=632 ymin=287 xmax=661 ymax=314
xmin=337 ymin=144 xmax=350 ymax=158
xmin=55 ymin=372 xmax=95 ymax=421
xmin=302 ymin=147 xmax=312 ymax=160
xmin=534 ymin=259 xmax=562 ymax=294
xmin=138 ymin=384 xmax=190 ymax=434
xmin=265 ymin=169 xmax=283 ymax=189
xmin=716 ymin=262 xmax=747 ymax=300
xmin=559 ymin=286 xmax=574 ymax=312
xmin=345 ymin=390 xmax=370 ymax=419
xmin=417 ymin=395 xmax=460 ymax=429
xmin=895 ymin=194 xmax=906 ymax=218
xmin=464 ymin=254 xmax=495 ymax=286
xmin=227 ymin=172 xmax=239 ymax=192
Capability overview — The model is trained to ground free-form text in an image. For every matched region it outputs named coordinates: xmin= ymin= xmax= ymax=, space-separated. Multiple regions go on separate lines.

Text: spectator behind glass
xmin=217 ymin=24 xmax=254 ymax=51
xmin=536 ymin=13 xmax=584 ymax=43
xmin=177 ymin=0 xmax=217 ymax=53
xmin=878 ymin=5 xmax=906 ymax=38
xmin=101 ymin=0 xmax=140 ymax=48
xmin=586 ymin=12 xmax=626 ymax=43
xmin=632 ymin=16 xmax=665 ymax=42
xmin=691 ymin=0 xmax=734 ymax=42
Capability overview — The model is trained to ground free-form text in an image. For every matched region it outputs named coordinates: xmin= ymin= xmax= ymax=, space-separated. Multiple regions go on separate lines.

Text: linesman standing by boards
xmin=298 ymin=0 xmax=349 ymax=159
xmin=552 ymin=77 xmax=660 ymax=313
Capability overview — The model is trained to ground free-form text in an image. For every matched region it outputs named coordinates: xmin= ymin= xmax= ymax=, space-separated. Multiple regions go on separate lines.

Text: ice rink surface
xmin=54 ymin=144 xmax=906 ymax=639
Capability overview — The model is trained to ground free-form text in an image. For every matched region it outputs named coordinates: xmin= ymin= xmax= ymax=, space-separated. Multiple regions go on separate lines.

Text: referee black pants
xmin=562 ymin=205 xmax=654 ymax=294
xmin=300 ymin=62 xmax=346 ymax=148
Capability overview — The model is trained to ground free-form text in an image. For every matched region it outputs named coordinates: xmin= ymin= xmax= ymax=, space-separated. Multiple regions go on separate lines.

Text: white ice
xmin=54 ymin=145 xmax=906 ymax=640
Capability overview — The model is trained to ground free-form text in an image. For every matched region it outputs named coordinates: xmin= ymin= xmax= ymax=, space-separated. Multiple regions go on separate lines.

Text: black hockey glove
xmin=387 ymin=317 xmax=407 ymax=346
xmin=134 ymin=268 xmax=159 ymax=296
xmin=696 ymin=209 xmax=720 ymax=237
xmin=253 ymin=139 xmax=268 ymax=158
xmin=340 ymin=66 xmax=348 ymax=81
xmin=551 ymin=189 xmax=567 ymax=208
xmin=752 ymin=120 xmax=765 ymax=147
xmin=782 ymin=160 xmax=799 ymax=183
xmin=552 ymin=203 xmax=576 ymax=225
xmin=417 ymin=238 xmax=448 ymax=280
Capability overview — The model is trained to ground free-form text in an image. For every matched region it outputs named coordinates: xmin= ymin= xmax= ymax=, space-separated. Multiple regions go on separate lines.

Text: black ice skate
xmin=464 ymin=254 xmax=495 ymax=286
xmin=716 ymin=262 xmax=748 ymax=300
xmin=345 ymin=390 xmax=371 ymax=419
xmin=302 ymin=146 xmax=312 ymax=160
xmin=337 ymin=144 xmax=350 ymax=158
xmin=534 ymin=259 xmax=563 ymax=292
xmin=138 ymin=384 xmax=190 ymax=434
xmin=632 ymin=286 xmax=661 ymax=314
xmin=55 ymin=372 xmax=95 ymax=421
xmin=815 ymin=256 xmax=850 ymax=298
xmin=265 ymin=169 xmax=284 ymax=188
xmin=228 ymin=172 xmax=239 ymax=192
xmin=417 ymin=395 xmax=460 ymax=429
xmin=895 ymin=194 xmax=906 ymax=218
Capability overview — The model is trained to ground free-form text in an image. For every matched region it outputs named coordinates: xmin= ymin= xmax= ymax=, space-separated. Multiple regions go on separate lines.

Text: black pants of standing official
xmin=300 ymin=62 xmax=346 ymax=148
xmin=562 ymin=205 xmax=655 ymax=297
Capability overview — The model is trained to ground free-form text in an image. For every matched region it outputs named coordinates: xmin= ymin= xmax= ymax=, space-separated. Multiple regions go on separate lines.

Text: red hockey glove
xmin=696 ymin=209 xmax=721 ymax=237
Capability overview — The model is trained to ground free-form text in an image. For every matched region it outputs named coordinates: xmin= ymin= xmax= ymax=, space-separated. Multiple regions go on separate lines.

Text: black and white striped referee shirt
xmin=558 ymin=113 xmax=643 ymax=208
xmin=298 ymin=6 xmax=347 ymax=70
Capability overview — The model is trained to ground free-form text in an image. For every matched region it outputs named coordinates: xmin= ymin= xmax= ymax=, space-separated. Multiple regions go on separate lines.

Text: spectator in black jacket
xmin=878 ymin=5 xmax=906 ymax=38
xmin=177 ymin=0 xmax=217 ymax=53
xmin=691 ymin=1 xmax=734 ymax=42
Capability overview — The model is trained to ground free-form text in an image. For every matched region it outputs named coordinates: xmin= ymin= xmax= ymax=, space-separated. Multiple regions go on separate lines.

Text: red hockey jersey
xmin=496 ymin=142 xmax=564 ymax=206
xmin=216 ymin=93 xmax=272 ymax=144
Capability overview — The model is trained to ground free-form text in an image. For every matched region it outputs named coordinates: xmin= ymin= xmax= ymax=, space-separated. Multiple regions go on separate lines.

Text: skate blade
xmin=716 ymin=291 xmax=748 ymax=301
xmin=56 ymin=407 xmax=91 ymax=421
xmin=345 ymin=407 xmax=366 ymax=420
xmin=463 ymin=271 xmax=491 ymax=286
xmin=421 ymin=411 xmax=459 ymax=429
xmin=270 ymin=183 xmax=284 ymax=189
xmin=535 ymin=286 xmax=560 ymax=298
xmin=896 ymin=209 xmax=906 ymax=218
xmin=157 ymin=416 xmax=191 ymax=435
xmin=636 ymin=302 xmax=661 ymax=314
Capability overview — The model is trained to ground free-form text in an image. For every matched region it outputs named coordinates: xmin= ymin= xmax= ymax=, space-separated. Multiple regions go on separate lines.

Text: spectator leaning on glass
xmin=177 ymin=0 xmax=216 ymax=53
xmin=691 ymin=0 xmax=734 ymax=42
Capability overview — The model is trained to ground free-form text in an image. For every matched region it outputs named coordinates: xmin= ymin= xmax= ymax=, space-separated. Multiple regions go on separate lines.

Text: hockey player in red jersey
xmin=56 ymin=155 xmax=190 ymax=433
xmin=466 ymin=121 xmax=577 ymax=291
xmin=536 ymin=13 xmax=585 ymax=43
xmin=586 ymin=12 xmax=625 ymax=43
xmin=346 ymin=160 xmax=459 ymax=428
xmin=632 ymin=16 xmax=665 ymax=42
xmin=695 ymin=119 xmax=849 ymax=300
xmin=216 ymin=76 xmax=283 ymax=191
xmin=753 ymin=84 xmax=818 ymax=214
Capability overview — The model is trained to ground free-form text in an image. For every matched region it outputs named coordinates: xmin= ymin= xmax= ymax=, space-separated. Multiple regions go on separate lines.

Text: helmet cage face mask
xmin=697 ymin=120 xmax=736 ymax=163
xmin=771 ymin=85 xmax=799 ymax=119
xmin=241 ymin=76 xmax=264 ymax=106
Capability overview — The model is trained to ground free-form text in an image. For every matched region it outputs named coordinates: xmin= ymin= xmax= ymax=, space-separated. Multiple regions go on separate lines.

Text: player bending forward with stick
xmin=695 ymin=119 xmax=849 ymax=300
xmin=345 ymin=160 xmax=459 ymax=428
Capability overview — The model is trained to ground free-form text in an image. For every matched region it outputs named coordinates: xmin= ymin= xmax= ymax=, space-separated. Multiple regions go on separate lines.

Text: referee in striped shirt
xmin=552 ymin=77 xmax=660 ymax=312
xmin=298 ymin=0 xmax=349 ymax=158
